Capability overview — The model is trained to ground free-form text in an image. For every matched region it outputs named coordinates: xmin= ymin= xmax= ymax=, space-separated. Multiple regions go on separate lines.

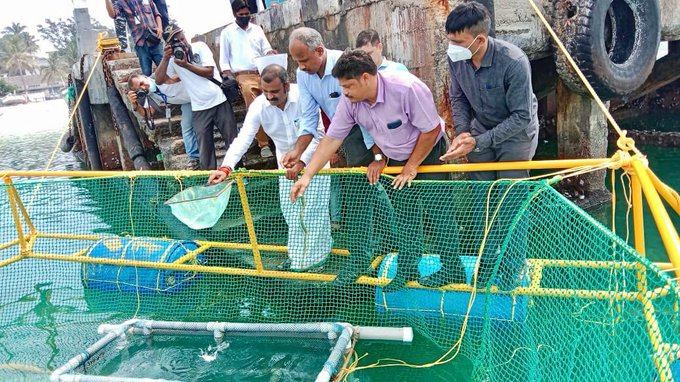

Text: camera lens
xmin=173 ymin=47 xmax=184 ymax=60
xmin=136 ymin=89 xmax=147 ymax=105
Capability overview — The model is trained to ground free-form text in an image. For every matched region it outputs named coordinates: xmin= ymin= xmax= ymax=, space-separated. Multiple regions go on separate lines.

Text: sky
xmin=0 ymin=0 xmax=234 ymax=55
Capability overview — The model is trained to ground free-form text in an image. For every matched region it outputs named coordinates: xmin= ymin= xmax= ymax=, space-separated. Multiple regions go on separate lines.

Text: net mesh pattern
xmin=0 ymin=172 xmax=677 ymax=381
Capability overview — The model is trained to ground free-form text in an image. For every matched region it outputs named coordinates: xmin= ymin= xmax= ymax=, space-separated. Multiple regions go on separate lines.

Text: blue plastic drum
xmin=81 ymin=237 xmax=203 ymax=294
xmin=375 ymin=254 xmax=530 ymax=323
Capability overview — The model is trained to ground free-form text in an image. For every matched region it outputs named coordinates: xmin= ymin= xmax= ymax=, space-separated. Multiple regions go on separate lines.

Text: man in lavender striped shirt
xmin=290 ymin=50 xmax=464 ymax=290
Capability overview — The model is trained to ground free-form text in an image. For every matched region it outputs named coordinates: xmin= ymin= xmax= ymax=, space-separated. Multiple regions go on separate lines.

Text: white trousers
xmin=278 ymin=175 xmax=332 ymax=270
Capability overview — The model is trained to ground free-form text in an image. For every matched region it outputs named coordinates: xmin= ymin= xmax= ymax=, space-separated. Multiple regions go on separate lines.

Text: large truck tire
xmin=553 ymin=0 xmax=661 ymax=100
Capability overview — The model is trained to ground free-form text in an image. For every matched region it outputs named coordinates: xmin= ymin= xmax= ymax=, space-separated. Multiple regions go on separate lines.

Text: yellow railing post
xmin=234 ymin=174 xmax=264 ymax=272
xmin=631 ymin=159 xmax=680 ymax=278
xmin=630 ymin=172 xmax=646 ymax=255
xmin=3 ymin=177 xmax=27 ymax=253
xmin=647 ymin=168 xmax=680 ymax=216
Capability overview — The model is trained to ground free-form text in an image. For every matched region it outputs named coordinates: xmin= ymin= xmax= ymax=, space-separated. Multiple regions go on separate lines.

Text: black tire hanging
xmin=553 ymin=0 xmax=661 ymax=100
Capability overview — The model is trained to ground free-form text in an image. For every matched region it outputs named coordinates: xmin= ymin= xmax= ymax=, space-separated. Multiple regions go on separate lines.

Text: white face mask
xmin=148 ymin=78 xmax=157 ymax=93
xmin=447 ymin=35 xmax=482 ymax=63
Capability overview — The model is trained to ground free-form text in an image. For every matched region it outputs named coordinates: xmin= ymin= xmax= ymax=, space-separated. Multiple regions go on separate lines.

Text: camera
xmin=135 ymin=88 xmax=147 ymax=106
xmin=171 ymin=40 xmax=185 ymax=60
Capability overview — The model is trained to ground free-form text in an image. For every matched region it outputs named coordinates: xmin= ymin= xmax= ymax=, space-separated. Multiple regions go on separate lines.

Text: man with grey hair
xmin=281 ymin=27 xmax=377 ymax=170
xmin=208 ymin=64 xmax=331 ymax=272
xmin=283 ymin=27 xmax=396 ymax=287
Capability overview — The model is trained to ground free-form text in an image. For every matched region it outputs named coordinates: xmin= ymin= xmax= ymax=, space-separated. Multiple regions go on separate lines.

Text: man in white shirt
xmin=156 ymin=23 xmax=238 ymax=170
xmin=219 ymin=0 xmax=276 ymax=159
xmin=127 ymin=73 xmax=200 ymax=170
xmin=208 ymin=64 xmax=331 ymax=272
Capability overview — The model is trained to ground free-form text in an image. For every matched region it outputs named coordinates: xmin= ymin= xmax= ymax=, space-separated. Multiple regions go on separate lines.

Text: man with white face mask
xmin=440 ymin=1 xmax=538 ymax=180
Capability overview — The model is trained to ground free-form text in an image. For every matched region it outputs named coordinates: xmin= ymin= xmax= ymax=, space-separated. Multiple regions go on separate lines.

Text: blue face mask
xmin=447 ymin=35 xmax=481 ymax=63
xmin=148 ymin=78 xmax=157 ymax=93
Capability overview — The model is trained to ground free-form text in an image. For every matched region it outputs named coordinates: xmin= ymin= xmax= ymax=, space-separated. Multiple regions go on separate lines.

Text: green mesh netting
xmin=0 ymin=172 xmax=678 ymax=381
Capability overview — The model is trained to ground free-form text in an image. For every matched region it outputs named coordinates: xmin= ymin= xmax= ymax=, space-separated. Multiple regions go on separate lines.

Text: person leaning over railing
xmin=127 ymin=73 xmax=200 ymax=170
xmin=289 ymin=49 xmax=465 ymax=291
xmin=219 ymin=0 xmax=278 ymax=159
xmin=440 ymin=1 xmax=538 ymax=178
xmin=207 ymin=64 xmax=331 ymax=272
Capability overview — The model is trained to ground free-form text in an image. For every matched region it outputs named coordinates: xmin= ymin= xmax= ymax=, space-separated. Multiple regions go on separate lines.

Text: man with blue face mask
xmin=440 ymin=1 xmax=538 ymax=180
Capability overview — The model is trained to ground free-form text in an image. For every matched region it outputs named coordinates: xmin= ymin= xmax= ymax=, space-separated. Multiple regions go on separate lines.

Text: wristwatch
xmin=374 ymin=154 xmax=385 ymax=162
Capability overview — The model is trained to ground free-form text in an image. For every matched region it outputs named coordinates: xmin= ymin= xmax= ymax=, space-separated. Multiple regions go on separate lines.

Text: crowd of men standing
xmin=109 ymin=0 xmax=539 ymax=289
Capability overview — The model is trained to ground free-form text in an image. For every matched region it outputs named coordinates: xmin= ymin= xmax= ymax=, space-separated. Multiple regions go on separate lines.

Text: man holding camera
xmin=127 ymin=73 xmax=200 ymax=170
xmin=105 ymin=0 xmax=163 ymax=76
xmin=155 ymin=23 xmax=239 ymax=170
xmin=219 ymin=0 xmax=277 ymax=159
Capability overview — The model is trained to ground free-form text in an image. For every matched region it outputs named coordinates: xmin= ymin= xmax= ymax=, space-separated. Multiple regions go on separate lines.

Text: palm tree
xmin=3 ymin=22 xmax=27 ymax=36
xmin=0 ymin=35 xmax=36 ymax=90
xmin=41 ymin=52 xmax=67 ymax=87
xmin=2 ymin=22 xmax=39 ymax=61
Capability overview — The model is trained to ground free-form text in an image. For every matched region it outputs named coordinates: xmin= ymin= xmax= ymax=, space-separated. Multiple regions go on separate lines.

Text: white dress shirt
xmin=166 ymin=41 xmax=226 ymax=111
xmin=220 ymin=84 xmax=324 ymax=170
xmin=219 ymin=22 xmax=273 ymax=73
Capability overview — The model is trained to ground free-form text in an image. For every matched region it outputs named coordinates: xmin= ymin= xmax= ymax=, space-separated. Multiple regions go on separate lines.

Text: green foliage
xmin=42 ymin=51 xmax=68 ymax=86
xmin=0 ymin=77 xmax=17 ymax=97
xmin=37 ymin=18 xmax=79 ymax=68
xmin=38 ymin=17 xmax=114 ymax=68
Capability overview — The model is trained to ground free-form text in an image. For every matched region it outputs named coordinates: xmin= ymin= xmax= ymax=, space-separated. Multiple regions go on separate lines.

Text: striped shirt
xmin=114 ymin=0 xmax=161 ymax=47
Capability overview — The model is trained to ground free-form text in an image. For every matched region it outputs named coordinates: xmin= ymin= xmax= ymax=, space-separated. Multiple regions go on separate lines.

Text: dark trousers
xmin=342 ymin=138 xmax=461 ymax=277
xmin=192 ymin=101 xmax=238 ymax=170
xmin=134 ymin=43 xmax=163 ymax=77
xmin=387 ymin=138 xmax=462 ymax=278
xmin=467 ymin=122 xmax=539 ymax=181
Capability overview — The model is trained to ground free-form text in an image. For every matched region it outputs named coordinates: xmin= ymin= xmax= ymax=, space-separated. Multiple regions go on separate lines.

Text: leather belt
xmin=234 ymin=70 xmax=259 ymax=76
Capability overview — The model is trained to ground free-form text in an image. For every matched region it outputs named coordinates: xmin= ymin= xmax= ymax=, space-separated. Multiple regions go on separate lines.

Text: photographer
xmin=155 ymin=23 xmax=239 ymax=170
xmin=127 ymin=73 xmax=200 ymax=170
xmin=105 ymin=0 xmax=163 ymax=76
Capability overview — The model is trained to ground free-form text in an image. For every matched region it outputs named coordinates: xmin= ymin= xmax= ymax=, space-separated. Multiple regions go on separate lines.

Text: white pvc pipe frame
xmin=50 ymin=319 xmax=413 ymax=382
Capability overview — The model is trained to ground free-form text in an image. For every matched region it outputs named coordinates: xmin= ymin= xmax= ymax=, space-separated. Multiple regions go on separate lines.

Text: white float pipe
xmin=356 ymin=326 xmax=413 ymax=342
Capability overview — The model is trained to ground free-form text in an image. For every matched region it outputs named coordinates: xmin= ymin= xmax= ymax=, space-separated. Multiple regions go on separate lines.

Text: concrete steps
xmin=103 ymin=53 xmax=274 ymax=171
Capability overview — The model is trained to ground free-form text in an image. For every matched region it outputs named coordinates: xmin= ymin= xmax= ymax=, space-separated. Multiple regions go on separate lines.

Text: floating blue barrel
xmin=375 ymin=254 xmax=530 ymax=323
xmin=82 ymin=237 xmax=203 ymax=294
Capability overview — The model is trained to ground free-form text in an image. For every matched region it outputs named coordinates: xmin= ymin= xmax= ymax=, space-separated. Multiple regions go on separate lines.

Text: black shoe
xmin=332 ymin=260 xmax=372 ymax=288
xmin=418 ymin=266 xmax=467 ymax=288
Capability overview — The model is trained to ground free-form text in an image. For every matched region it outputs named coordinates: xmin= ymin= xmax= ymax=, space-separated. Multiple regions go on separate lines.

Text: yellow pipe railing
xmin=631 ymin=159 xmax=680 ymax=278
xmin=0 ymin=158 xmax=614 ymax=179
xmin=631 ymin=173 xmax=646 ymax=255
xmin=23 ymin=250 xmax=661 ymax=302
xmin=647 ymin=168 xmax=680 ymax=216
xmin=234 ymin=175 xmax=264 ymax=272
xmin=4 ymin=178 xmax=27 ymax=253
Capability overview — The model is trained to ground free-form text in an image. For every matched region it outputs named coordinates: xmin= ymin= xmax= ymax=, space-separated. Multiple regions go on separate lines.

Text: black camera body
xmin=135 ymin=89 xmax=147 ymax=106
xmin=171 ymin=39 xmax=185 ymax=60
